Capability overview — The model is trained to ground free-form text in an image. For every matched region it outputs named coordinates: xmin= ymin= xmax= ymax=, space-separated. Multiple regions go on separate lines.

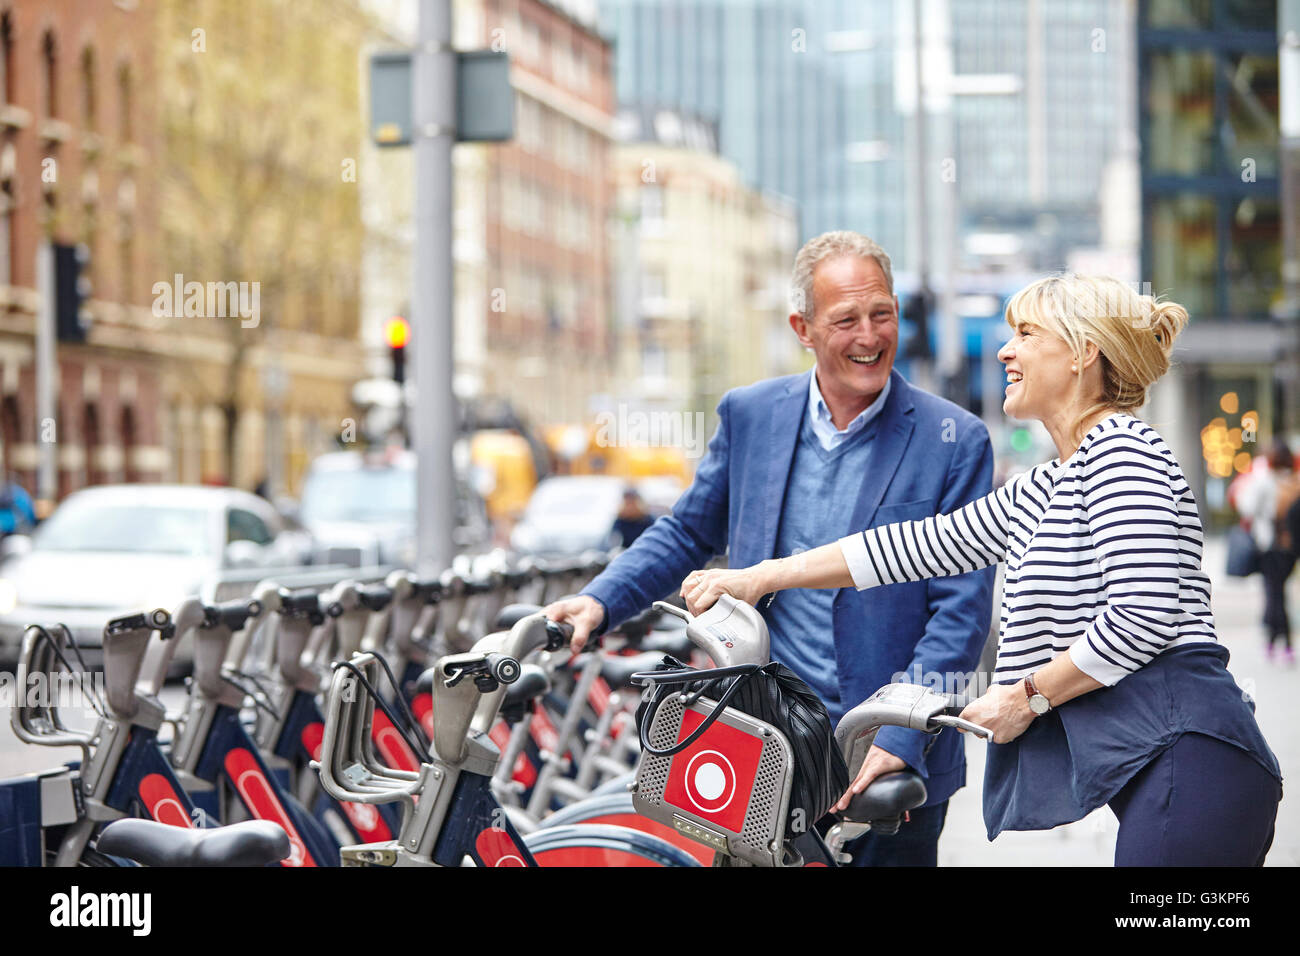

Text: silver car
xmin=297 ymin=449 xmax=491 ymax=568
xmin=0 ymin=484 xmax=309 ymax=670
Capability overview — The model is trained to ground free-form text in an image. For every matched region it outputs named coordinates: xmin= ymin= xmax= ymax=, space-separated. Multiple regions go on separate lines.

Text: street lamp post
xmin=412 ymin=0 xmax=457 ymax=574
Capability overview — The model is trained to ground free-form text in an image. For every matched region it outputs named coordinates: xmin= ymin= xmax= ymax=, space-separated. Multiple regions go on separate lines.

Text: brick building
xmin=476 ymin=0 xmax=617 ymax=424
xmin=0 ymin=0 xmax=164 ymax=508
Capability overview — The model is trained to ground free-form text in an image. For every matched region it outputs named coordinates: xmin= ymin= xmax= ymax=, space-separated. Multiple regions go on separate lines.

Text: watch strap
xmin=1025 ymin=673 xmax=1050 ymax=711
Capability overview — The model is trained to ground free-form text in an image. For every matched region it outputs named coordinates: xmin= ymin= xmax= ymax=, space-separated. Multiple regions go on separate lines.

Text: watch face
xmin=1029 ymin=695 xmax=1050 ymax=715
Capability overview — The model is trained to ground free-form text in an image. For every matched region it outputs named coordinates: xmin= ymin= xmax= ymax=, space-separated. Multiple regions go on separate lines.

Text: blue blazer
xmin=582 ymin=368 xmax=996 ymax=806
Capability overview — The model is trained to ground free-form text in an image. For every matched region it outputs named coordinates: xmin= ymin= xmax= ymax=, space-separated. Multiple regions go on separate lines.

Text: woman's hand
xmin=957 ymin=681 xmax=1036 ymax=744
xmin=679 ymin=564 xmax=771 ymax=615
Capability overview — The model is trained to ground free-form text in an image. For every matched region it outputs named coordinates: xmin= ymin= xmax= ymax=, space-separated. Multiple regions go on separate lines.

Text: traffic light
xmin=54 ymin=242 xmax=92 ymax=343
xmin=901 ymin=288 xmax=933 ymax=359
xmin=385 ymin=316 xmax=410 ymax=383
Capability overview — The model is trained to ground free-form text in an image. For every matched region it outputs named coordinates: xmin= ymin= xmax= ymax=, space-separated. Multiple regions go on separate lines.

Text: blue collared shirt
xmin=808 ymin=368 xmax=892 ymax=451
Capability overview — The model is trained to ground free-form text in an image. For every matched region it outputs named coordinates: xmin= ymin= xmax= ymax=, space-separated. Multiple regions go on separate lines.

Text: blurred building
xmin=599 ymin=0 xmax=1133 ymax=273
xmin=475 ymin=0 xmax=617 ymax=424
xmin=949 ymin=0 xmax=1136 ymax=272
xmin=362 ymin=0 xmax=619 ymax=431
xmin=610 ymin=107 xmax=800 ymax=433
xmin=1137 ymin=0 xmax=1285 ymax=520
xmin=600 ymin=0 xmax=905 ymax=255
xmin=155 ymin=0 xmax=373 ymax=495
xmin=0 ymin=0 xmax=165 ymax=505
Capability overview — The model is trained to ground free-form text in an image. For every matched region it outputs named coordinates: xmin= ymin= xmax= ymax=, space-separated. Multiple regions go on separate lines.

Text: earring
xmin=1071 ymin=364 xmax=1077 ymax=373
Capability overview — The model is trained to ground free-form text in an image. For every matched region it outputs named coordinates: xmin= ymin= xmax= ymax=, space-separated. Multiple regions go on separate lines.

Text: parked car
xmin=297 ymin=449 xmax=491 ymax=568
xmin=0 ymin=484 xmax=310 ymax=670
xmin=509 ymin=475 xmax=632 ymax=556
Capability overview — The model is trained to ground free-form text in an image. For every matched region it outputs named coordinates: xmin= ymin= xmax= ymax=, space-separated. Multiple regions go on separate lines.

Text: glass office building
xmin=600 ymin=0 xmax=1131 ymax=275
xmin=1138 ymin=0 xmax=1285 ymax=520
xmin=599 ymin=0 xmax=911 ymax=258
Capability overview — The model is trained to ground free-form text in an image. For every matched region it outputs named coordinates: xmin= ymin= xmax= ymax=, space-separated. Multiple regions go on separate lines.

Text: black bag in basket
xmin=634 ymin=656 xmax=849 ymax=833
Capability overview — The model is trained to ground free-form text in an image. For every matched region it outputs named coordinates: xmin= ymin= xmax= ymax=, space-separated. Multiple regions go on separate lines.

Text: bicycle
xmin=312 ymin=610 xmax=701 ymax=866
xmin=1 ymin=610 xmax=229 ymax=865
xmin=624 ymin=594 xmax=994 ymax=866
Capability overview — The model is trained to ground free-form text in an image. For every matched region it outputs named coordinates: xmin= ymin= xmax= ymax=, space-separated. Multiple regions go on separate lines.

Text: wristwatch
xmin=1024 ymin=673 xmax=1051 ymax=715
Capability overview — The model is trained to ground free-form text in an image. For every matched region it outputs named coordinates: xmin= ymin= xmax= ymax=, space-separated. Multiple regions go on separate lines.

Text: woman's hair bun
xmin=1148 ymin=298 xmax=1188 ymax=353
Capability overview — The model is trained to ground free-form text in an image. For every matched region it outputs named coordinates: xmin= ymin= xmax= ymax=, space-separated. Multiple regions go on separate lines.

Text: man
xmin=611 ymin=488 xmax=654 ymax=548
xmin=546 ymin=231 xmax=995 ymax=865
xmin=0 ymin=471 xmax=36 ymax=537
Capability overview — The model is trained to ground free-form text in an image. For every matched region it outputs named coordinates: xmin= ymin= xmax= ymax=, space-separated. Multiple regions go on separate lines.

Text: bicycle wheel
xmin=522 ymin=824 xmax=700 ymax=867
xmin=534 ymin=792 xmax=714 ymax=865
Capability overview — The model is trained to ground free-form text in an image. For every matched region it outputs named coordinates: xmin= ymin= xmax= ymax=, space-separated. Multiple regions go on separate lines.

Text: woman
xmin=1237 ymin=441 xmax=1299 ymax=665
xmin=679 ymin=274 xmax=1282 ymax=866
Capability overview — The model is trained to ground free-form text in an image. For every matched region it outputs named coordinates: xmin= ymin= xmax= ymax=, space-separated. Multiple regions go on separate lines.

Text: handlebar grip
xmin=355 ymin=584 xmax=394 ymax=612
xmin=485 ymin=653 xmax=522 ymax=685
xmin=411 ymin=579 xmax=444 ymax=602
xmin=544 ymin=618 xmax=574 ymax=650
xmin=105 ymin=608 xmax=173 ymax=637
xmin=203 ymin=598 xmax=261 ymax=631
xmin=277 ymin=589 xmax=322 ymax=617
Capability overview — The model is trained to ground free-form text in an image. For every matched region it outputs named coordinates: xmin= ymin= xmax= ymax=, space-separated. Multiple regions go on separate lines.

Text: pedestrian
xmin=611 ymin=488 xmax=653 ymax=548
xmin=0 ymin=470 xmax=37 ymax=537
xmin=1237 ymin=441 xmax=1300 ymax=664
xmin=682 ymin=274 xmax=1282 ymax=866
xmin=546 ymin=231 xmax=996 ymax=866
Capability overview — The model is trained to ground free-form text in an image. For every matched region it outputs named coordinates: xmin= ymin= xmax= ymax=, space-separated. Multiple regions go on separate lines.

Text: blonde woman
xmin=680 ymin=275 xmax=1282 ymax=866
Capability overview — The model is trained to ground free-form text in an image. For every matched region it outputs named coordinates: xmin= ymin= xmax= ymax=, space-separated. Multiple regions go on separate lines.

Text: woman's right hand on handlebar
xmin=542 ymin=595 xmax=606 ymax=652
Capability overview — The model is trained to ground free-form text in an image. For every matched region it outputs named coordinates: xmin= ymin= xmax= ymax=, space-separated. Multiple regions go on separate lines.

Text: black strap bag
xmin=1226 ymin=524 xmax=1261 ymax=577
xmin=634 ymin=656 xmax=849 ymax=831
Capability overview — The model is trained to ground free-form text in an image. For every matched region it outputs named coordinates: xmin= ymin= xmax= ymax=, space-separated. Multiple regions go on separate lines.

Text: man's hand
xmin=542 ymin=595 xmax=606 ymax=652
xmin=832 ymin=745 xmax=907 ymax=813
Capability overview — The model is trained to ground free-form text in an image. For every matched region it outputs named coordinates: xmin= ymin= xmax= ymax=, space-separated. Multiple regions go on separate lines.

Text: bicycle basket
xmin=631 ymin=657 xmax=847 ymax=867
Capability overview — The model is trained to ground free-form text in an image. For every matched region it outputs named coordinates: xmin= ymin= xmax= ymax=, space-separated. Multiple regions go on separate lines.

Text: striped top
xmin=839 ymin=413 xmax=1217 ymax=686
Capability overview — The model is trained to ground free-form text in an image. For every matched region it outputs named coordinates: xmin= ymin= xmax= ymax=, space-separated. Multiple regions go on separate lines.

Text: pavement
xmin=1 ymin=535 xmax=1294 ymax=866
xmin=940 ymin=533 xmax=1297 ymax=866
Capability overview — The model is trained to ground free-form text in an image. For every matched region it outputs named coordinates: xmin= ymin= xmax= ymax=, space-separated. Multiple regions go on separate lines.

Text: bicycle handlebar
xmin=355 ymin=583 xmax=394 ymax=612
xmin=277 ymin=588 xmax=324 ymax=620
xmin=201 ymin=598 xmax=262 ymax=633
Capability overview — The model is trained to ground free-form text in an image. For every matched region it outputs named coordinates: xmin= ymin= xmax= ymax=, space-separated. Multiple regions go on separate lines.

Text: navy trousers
xmin=841 ymin=800 xmax=949 ymax=867
xmin=1108 ymin=732 xmax=1282 ymax=867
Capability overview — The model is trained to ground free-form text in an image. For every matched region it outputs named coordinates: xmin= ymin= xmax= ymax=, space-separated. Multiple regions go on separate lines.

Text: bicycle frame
xmin=165 ymin=600 xmax=339 ymax=866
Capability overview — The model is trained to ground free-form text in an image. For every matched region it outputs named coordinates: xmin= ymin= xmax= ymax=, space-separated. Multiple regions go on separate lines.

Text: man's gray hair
xmin=790 ymin=231 xmax=894 ymax=318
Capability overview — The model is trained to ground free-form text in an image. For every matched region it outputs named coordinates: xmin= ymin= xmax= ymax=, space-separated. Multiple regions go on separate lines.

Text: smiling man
xmin=546 ymin=231 xmax=995 ymax=866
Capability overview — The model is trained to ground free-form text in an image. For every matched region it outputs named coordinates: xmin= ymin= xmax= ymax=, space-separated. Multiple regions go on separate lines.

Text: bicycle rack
xmin=11 ymin=624 xmax=98 ymax=763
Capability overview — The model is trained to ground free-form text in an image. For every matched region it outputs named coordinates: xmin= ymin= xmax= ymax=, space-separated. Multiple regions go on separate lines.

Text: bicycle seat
xmin=503 ymin=664 xmax=550 ymax=708
xmin=494 ymin=603 xmax=542 ymax=632
xmin=833 ymin=771 xmax=927 ymax=827
xmin=414 ymin=665 xmax=437 ymax=697
xmin=600 ymin=651 xmax=665 ymax=690
xmin=96 ymin=819 xmax=290 ymax=867
xmin=635 ymin=631 xmax=694 ymax=659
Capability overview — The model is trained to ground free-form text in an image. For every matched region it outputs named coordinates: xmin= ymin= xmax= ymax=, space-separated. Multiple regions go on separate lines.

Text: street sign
xmin=370 ymin=50 xmax=514 ymax=146
xmin=455 ymin=51 xmax=514 ymax=142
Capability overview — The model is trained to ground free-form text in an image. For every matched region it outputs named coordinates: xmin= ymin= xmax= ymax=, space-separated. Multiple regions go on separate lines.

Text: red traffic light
xmin=384 ymin=316 xmax=410 ymax=350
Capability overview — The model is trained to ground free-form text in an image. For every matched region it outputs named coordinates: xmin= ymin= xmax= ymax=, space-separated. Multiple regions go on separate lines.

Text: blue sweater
xmin=765 ymin=412 xmax=879 ymax=724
